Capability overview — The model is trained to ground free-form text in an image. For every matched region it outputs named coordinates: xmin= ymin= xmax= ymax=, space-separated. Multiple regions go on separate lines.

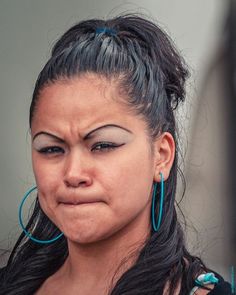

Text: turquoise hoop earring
xmin=151 ymin=172 xmax=164 ymax=232
xmin=18 ymin=186 xmax=64 ymax=244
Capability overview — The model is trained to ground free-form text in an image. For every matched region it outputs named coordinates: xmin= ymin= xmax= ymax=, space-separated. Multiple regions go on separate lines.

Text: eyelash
xmin=38 ymin=142 xmax=122 ymax=155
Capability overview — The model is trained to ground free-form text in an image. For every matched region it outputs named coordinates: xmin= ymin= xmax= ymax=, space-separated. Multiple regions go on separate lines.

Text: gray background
xmin=0 ymin=0 xmax=232 ymax=278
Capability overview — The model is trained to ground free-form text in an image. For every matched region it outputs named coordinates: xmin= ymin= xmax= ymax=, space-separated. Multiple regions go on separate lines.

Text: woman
xmin=0 ymin=14 xmax=231 ymax=294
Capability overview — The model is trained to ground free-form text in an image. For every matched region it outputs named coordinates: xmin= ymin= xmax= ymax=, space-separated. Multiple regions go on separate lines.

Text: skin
xmin=31 ymin=73 xmax=176 ymax=294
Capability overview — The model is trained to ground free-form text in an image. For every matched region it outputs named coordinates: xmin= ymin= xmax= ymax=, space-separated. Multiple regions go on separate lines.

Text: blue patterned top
xmin=189 ymin=272 xmax=231 ymax=294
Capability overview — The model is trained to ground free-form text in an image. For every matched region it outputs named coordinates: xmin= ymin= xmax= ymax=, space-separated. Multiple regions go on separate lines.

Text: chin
xmin=67 ymin=234 xmax=108 ymax=245
xmin=64 ymin=227 xmax=105 ymax=244
xmin=65 ymin=226 xmax=119 ymax=245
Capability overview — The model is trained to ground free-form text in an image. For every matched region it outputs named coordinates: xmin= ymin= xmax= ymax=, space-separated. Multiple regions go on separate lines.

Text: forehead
xmin=31 ymin=74 xmax=147 ymax=136
xmin=38 ymin=74 xmax=123 ymax=107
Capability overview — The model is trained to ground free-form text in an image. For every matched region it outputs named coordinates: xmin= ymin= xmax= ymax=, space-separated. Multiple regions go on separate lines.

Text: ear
xmin=153 ymin=132 xmax=176 ymax=182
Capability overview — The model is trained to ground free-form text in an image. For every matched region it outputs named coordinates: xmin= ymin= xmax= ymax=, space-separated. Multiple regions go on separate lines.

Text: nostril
xmin=65 ymin=179 xmax=81 ymax=188
xmin=64 ymin=177 xmax=92 ymax=188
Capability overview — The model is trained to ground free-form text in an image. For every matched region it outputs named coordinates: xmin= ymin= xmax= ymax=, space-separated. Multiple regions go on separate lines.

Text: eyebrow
xmin=32 ymin=124 xmax=133 ymax=142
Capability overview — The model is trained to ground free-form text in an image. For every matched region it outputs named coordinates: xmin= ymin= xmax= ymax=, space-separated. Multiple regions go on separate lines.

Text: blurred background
xmin=0 ymin=0 xmax=234 ymax=281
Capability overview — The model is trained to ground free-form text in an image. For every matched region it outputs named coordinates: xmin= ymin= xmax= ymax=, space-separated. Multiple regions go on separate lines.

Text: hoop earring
xmin=18 ymin=186 xmax=64 ymax=244
xmin=151 ymin=172 xmax=164 ymax=232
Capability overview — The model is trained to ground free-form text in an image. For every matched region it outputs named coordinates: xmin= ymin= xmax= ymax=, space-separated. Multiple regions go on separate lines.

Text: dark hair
xmin=1 ymin=14 xmax=208 ymax=295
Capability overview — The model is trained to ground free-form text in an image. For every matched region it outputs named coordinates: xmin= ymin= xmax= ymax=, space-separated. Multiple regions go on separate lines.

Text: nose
xmin=63 ymin=149 xmax=93 ymax=188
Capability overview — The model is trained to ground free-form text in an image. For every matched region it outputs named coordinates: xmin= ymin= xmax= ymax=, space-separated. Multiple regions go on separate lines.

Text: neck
xmin=57 ymin=213 xmax=151 ymax=293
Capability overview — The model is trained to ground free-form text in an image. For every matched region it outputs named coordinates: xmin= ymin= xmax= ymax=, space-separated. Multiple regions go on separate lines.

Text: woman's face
xmin=31 ymin=74 xmax=158 ymax=244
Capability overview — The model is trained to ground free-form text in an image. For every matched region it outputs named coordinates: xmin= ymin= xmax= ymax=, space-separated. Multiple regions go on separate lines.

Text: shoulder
xmin=189 ymin=271 xmax=231 ymax=295
xmin=193 ymin=286 xmax=214 ymax=294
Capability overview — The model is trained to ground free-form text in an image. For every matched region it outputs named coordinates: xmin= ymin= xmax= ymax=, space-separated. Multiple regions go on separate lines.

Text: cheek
xmin=102 ymin=143 xmax=154 ymax=212
xmin=32 ymin=154 xmax=61 ymax=206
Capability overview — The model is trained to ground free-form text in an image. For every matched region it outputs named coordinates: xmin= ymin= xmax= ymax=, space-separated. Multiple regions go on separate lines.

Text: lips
xmin=61 ymin=200 xmax=100 ymax=205
xmin=58 ymin=196 xmax=104 ymax=205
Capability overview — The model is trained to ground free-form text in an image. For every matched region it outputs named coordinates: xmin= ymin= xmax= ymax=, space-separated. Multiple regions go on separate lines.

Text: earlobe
xmin=153 ymin=132 xmax=176 ymax=182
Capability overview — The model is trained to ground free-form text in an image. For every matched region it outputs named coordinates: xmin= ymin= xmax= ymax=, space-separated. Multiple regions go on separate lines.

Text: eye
xmin=91 ymin=142 xmax=123 ymax=152
xmin=38 ymin=146 xmax=65 ymax=155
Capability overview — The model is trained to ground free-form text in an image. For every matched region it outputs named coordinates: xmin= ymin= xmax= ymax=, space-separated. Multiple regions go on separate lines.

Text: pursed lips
xmin=58 ymin=197 xmax=104 ymax=205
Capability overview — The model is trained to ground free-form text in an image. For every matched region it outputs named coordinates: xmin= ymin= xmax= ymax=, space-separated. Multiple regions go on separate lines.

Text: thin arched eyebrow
xmin=32 ymin=124 xmax=133 ymax=142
